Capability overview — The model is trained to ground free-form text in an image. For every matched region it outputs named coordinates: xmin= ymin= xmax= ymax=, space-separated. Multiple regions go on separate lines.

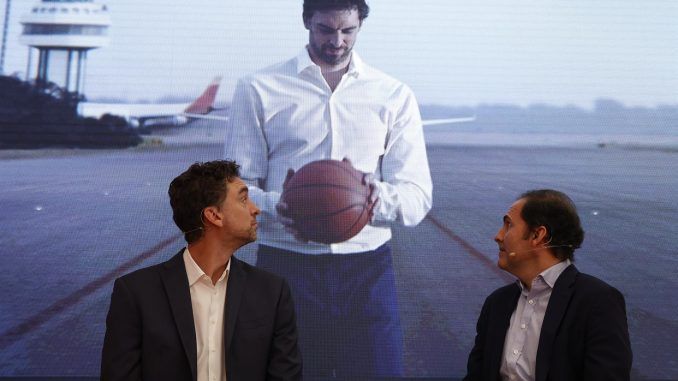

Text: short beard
xmin=311 ymin=43 xmax=352 ymax=66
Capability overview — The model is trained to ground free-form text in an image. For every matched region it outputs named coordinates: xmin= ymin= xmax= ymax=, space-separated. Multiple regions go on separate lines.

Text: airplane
xmin=78 ymin=75 xmax=475 ymax=128
xmin=77 ymin=77 xmax=223 ymax=128
xmin=196 ymin=115 xmax=477 ymax=126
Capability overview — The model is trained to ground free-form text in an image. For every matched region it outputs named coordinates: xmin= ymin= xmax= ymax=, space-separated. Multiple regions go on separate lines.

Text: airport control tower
xmin=19 ymin=0 xmax=110 ymax=95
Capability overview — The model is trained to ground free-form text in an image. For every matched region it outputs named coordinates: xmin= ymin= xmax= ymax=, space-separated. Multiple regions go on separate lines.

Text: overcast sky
xmin=2 ymin=0 xmax=676 ymax=107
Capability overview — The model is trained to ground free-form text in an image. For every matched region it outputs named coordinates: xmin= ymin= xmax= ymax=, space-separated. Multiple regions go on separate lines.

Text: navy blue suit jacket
xmin=465 ymin=265 xmax=632 ymax=381
xmin=101 ymin=250 xmax=302 ymax=381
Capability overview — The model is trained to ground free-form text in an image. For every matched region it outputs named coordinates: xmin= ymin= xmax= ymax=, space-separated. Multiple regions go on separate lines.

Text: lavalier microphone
xmin=508 ymin=244 xmax=573 ymax=257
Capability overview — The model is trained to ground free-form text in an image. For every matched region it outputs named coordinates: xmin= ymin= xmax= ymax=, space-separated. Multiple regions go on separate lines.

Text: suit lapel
xmin=225 ymin=256 xmax=247 ymax=354
xmin=489 ymin=285 xmax=521 ymax=377
xmin=535 ymin=264 xmax=578 ymax=381
xmin=161 ymin=250 xmax=198 ymax=381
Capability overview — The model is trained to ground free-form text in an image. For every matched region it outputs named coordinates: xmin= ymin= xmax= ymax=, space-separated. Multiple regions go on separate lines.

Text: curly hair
xmin=519 ymin=189 xmax=585 ymax=261
xmin=303 ymin=0 xmax=370 ymax=22
xmin=168 ymin=160 xmax=240 ymax=244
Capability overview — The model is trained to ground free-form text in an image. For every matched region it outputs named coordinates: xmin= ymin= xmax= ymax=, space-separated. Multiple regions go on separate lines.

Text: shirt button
xmin=521 ymin=323 xmax=526 ymax=329
xmin=513 ymin=349 xmax=519 ymax=355
xmin=528 ymin=299 xmax=534 ymax=305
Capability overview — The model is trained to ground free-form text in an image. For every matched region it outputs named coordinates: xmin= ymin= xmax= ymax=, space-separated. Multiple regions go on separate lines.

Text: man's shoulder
xmin=357 ymin=59 xmax=412 ymax=92
xmin=573 ymin=270 xmax=623 ymax=298
xmin=239 ymin=56 xmax=298 ymax=84
xmin=115 ymin=251 xmax=181 ymax=287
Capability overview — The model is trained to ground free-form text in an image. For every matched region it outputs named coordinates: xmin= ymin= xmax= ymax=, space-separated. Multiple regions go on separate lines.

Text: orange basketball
xmin=281 ymin=159 xmax=372 ymax=244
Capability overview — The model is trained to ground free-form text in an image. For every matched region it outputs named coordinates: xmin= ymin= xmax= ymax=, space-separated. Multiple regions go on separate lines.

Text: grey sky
xmin=2 ymin=0 xmax=676 ymax=107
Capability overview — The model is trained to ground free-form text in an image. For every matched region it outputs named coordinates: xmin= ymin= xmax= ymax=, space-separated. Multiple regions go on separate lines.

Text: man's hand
xmin=343 ymin=158 xmax=380 ymax=223
xmin=276 ymin=169 xmax=309 ymax=242
xmin=362 ymin=172 xmax=380 ymax=222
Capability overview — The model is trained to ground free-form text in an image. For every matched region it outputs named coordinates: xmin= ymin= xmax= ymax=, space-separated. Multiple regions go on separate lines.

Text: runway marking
xmin=0 ymin=234 xmax=183 ymax=351
xmin=425 ymin=214 xmax=512 ymax=282
xmin=1 ymin=218 xmax=504 ymax=349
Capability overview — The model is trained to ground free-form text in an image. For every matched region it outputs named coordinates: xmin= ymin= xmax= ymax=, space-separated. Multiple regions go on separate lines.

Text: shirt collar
xmin=540 ymin=259 xmax=571 ymax=288
xmin=295 ymin=46 xmax=363 ymax=77
xmin=182 ymin=247 xmax=231 ymax=287
xmin=517 ymin=259 xmax=572 ymax=292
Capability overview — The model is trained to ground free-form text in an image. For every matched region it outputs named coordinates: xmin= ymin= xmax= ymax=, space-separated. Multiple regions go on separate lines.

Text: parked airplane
xmin=78 ymin=76 xmax=475 ymax=128
xmin=77 ymin=77 xmax=222 ymax=128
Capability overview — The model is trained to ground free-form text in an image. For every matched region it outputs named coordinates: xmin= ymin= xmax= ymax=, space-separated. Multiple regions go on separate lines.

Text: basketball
xmin=281 ymin=159 xmax=373 ymax=244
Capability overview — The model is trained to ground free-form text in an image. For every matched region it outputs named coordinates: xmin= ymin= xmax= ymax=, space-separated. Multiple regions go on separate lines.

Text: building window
xmin=23 ymin=24 xmax=107 ymax=36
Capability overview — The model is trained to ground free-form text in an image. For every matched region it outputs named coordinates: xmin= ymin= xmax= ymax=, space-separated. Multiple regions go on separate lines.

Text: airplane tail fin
xmin=183 ymin=76 xmax=222 ymax=114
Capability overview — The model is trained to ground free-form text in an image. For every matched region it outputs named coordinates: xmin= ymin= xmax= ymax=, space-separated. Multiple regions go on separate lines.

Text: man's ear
xmin=203 ymin=206 xmax=223 ymax=228
xmin=532 ymin=226 xmax=549 ymax=245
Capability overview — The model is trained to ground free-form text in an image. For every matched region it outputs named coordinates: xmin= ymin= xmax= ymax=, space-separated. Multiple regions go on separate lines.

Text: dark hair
xmin=303 ymin=0 xmax=370 ymax=23
xmin=518 ymin=189 xmax=585 ymax=261
xmin=168 ymin=160 xmax=240 ymax=244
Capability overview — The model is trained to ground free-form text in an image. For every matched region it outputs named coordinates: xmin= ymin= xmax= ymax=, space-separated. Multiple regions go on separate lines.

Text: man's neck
xmin=188 ymin=239 xmax=233 ymax=285
xmin=321 ymin=66 xmax=348 ymax=92
xmin=308 ymin=47 xmax=351 ymax=91
xmin=516 ymin=255 xmax=562 ymax=291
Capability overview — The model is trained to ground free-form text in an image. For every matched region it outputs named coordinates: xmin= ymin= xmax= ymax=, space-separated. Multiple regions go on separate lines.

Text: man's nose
xmin=250 ymin=200 xmax=261 ymax=215
xmin=494 ymin=229 xmax=503 ymax=243
xmin=329 ymin=32 xmax=343 ymax=47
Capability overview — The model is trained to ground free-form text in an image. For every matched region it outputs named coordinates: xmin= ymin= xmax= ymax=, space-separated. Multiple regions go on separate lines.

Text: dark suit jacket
xmin=101 ymin=250 xmax=302 ymax=381
xmin=464 ymin=265 xmax=632 ymax=381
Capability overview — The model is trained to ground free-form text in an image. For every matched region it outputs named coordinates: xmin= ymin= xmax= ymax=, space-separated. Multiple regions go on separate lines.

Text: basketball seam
xmin=292 ymin=203 xmax=366 ymax=219
xmin=284 ymin=183 xmax=369 ymax=195
xmin=337 ymin=200 xmax=371 ymax=239
xmin=318 ymin=160 xmax=364 ymax=182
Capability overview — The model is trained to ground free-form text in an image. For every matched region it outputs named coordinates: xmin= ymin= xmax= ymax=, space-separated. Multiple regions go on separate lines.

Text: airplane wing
xmin=80 ymin=75 xmax=473 ymax=129
xmin=182 ymin=113 xmax=229 ymax=121
xmin=422 ymin=116 xmax=476 ymax=126
xmin=180 ymin=115 xmax=477 ymax=124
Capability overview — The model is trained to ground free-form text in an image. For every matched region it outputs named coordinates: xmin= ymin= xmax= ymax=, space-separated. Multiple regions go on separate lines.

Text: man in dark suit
xmin=465 ymin=189 xmax=632 ymax=381
xmin=101 ymin=160 xmax=302 ymax=381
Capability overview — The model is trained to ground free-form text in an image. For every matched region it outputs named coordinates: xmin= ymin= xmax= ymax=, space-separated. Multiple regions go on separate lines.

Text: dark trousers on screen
xmin=257 ymin=243 xmax=404 ymax=380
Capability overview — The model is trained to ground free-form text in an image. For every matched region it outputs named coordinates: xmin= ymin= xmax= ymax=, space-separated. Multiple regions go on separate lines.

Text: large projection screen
xmin=1 ymin=1 xmax=677 ymax=379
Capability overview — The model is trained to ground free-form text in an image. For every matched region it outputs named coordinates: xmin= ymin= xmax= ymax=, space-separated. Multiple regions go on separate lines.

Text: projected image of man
xmin=224 ymin=0 xmax=432 ymax=378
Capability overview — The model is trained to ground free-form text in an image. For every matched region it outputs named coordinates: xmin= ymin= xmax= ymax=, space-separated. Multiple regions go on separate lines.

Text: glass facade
xmin=23 ymin=24 xmax=107 ymax=36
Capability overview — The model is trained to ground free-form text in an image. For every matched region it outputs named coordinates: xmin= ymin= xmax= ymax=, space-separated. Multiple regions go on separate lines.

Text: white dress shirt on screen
xmin=224 ymin=48 xmax=432 ymax=254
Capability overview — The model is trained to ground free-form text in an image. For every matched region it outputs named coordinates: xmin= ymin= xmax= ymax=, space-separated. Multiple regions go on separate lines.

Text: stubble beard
xmin=312 ymin=42 xmax=352 ymax=66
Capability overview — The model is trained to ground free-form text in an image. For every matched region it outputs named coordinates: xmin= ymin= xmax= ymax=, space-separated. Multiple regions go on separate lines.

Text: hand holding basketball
xmin=276 ymin=169 xmax=309 ymax=242
xmin=279 ymin=159 xmax=378 ymax=244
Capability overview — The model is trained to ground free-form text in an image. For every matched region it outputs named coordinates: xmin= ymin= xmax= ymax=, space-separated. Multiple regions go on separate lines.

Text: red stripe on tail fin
xmin=184 ymin=76 xmax=222 ymax=114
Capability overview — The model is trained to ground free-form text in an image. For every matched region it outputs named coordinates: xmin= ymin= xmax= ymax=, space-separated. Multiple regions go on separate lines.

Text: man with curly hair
xmin=102 ymin=160 xmax=302 ymax=381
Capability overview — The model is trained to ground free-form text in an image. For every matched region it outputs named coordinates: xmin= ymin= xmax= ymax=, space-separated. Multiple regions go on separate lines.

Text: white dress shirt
xmin=183 ymin=248 xmax=230 ymax=381
xmin=224 ymin=47 xmax=432 ymax=254
xmin=500 ymin=260 xmax=572 ymax=381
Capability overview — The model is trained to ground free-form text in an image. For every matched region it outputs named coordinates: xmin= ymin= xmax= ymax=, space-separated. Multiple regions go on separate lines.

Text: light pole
xmin=0 ymin=0 xmax=11 ymax=74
